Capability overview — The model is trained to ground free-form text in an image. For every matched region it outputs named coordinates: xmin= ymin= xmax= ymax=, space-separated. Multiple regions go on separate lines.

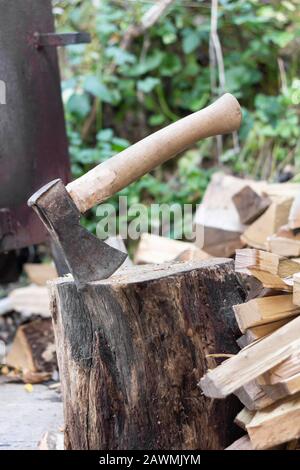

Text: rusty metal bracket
xmin=33 ymin=32 xmax=91 ymax=48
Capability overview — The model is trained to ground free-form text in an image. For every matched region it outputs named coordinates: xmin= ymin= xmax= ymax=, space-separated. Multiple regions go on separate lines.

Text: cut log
xmin=232 ymin=186 xmax=271 ymax=225
xmin=234 ymin=380 xmax=276 ymax=410
xmin=49 ymin=259 xmax=245 ymax=450
xmin=199 ymin=315 xmax=300 ymax=399
xmin=288 ymin=191 xmax=300 ymax=230
xmin=24 ymin=263 xmax=58 ymax=286
xmin=258 ymin=351 xmax=300 ymax=399
xmin=233 ymin=294 xmax=299 ymax=333
xmin=235 ymin=248 xmax=279 ymax=275
xmin=194 ymin=173 xmax=248 ymax=257
xmin=105 ymin=235 xmax=132 ymax=269
xmin=8 ymin=285 xmax=50 ymax=317
xmin=267 ymin=235 xmax=300 ymax=257
xmin=236 ymin=335 xmax=248 ymax=349
xmin=38 ymin=431 xmax=64 ymax=450
xmin=247 ymin=394 xmax=300 ymax=450
xmin=234 ymin=408 xmax=255 ymax=430
xmin=293 ymin=273 xmax=300 ymax=306
xmin=243 ymin=318 xmax=292 ymax=343
xmin=134 ymin=233 xmax=209 ymax=264
xmin=260 ymin=374 xmax=300 ymax=400
xmin=241 ymin=197 xmax=293 ymax=250
xmin=236 ymin=319 xmax=291 ymax=349
xmin=247 ymin=269 xmax=292 ymax=292
xmin=5 ymin=318 xmax=56 ymax=373
xmin=235 ymin=248 xmax=300 ymax=278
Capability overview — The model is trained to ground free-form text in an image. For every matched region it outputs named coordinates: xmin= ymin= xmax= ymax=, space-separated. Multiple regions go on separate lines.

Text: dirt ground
xmin=0 ymin=382 xmax=63 ymax=450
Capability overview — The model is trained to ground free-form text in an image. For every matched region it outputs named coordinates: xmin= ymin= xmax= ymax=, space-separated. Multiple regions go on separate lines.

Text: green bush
xmin=53 ymin=0 xmax=300 ymax=238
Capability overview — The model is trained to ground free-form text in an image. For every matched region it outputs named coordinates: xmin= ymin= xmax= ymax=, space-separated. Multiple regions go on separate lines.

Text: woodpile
xmin=200 ymin=245 xmax=300 ymax=449
xmin=195 ymin=173 xmax=300 ymax=449
xmin=194 ymin=172 xmax=299 ymax=256
xmin=0 ymin=264 xmax=58 ymax=384
xmin=134 ymin=233 xmax=210 ymax=264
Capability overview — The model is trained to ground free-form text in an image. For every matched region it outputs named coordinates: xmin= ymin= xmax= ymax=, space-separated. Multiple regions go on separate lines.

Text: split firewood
xmin=234 ymin=380 xmax=277 ymax=410
xmin=38 ymin=431 xmax=64 ymax=450
xmin=267 ymin=235 xmax=300 ymax=257
xmin=24 ymin=263 xmax=58 ymax=286
xmin=235 ymin=248 xmax=300 ymax=278
xmin=134 ymin=233 xmax=209 ymax=264
xmin=225 ymin=435 xmax=253 ymax=450
xmin=293 ymin=273 xmax=300 ymax=306
xmin=241 ymin=318 xmax=292 ymax=344
xmin=194 ymin=173 xmax=249 ymax=257
xmin=234 ymin=408 xmax=255 ymax=430
xmin=246 ymin=270 xmax=292 ymax=292
xmin=233 ymin=294 xmax=299 ymax=333
xmin=241 ymin=197 xmax=293 ymax=250
xmin=232 ymin=186 xmax=271 ymax=225
xmin=105 ymin=235 xmax=132 ymax=269
xmin=0 ymin=297 xmax=13 ymax=316
xmin=261 ymin=374 xmax=300 ymax=400
xmin=258 ymin=351 xmax=300 ymax=397
xmin=236 ymin=335 xmax=249 ymax=349
xmin=237 ymin=319 xmax=291 ymax=348
xmin=174 ymin=248 xmax=211 ymax=262
xmin=277 ymin=224 xmax=300 ymax=240
xmin=246 ymin=394 xmax=300 ymax=450
xmin=288 ymin=191 xmax=300 ymax=230
xmin=5 ymin=318 xmax=56 ymax=373
xmin=235 ymin=249 xmax=300 ymax=294
xmin=21 ymin=370 xmax=52 ymax=384
xmin=199 ymin=316 xmax=300 ymax=398
xmin=8 ymin=284 xmax=50 ymax=317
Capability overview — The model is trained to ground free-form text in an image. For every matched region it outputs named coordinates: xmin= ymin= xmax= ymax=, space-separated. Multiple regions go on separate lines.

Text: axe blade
xmin=28 ymin=179 xmax=127 ymax=288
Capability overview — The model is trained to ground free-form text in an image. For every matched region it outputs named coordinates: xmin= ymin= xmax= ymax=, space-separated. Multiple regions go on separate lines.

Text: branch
xmin=209 ymin=0 xmax=239 ymax=160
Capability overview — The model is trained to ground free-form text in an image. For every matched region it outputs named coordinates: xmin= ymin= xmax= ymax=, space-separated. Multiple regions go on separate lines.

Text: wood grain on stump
xmin=49 ymin=259 xmax=245 ymax=450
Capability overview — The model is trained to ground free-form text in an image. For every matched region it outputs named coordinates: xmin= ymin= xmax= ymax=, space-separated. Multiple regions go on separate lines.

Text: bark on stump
xmin=49 ymin=259 xmax=245 ymax=450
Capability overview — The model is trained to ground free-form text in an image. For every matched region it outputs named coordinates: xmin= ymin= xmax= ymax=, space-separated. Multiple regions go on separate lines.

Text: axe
xmin=28 ymin=93 xmax=241 ymax=288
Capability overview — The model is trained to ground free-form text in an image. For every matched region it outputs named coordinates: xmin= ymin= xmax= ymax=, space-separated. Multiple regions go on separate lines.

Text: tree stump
xmin=49 ymin=259 xmax=245 ymax=450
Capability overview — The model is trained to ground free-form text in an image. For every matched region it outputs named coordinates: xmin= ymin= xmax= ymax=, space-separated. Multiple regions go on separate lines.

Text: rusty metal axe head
xmin=28 ymin=179 xmax=127 ymax=288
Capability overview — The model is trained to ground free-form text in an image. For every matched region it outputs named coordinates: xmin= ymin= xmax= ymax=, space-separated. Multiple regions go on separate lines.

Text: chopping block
xmin=49 ymin=258 xmax=245 ymax=450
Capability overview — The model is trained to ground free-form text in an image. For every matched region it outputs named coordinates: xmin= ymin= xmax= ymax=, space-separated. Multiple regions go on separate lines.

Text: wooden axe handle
xmin=67 ymin=93 xmax=242 ymax=213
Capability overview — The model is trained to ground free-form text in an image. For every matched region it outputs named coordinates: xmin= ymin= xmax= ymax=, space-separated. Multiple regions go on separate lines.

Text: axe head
xmin=28 ymin=179 xmax=127 ymax=288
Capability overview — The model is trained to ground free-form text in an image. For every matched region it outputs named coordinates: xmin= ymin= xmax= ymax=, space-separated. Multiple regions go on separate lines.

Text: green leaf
xmin=124 ymin=51 xmax=164 ymax=77
xmin=182 ymin=29 xmax=201 ymax=54
xmin=137 ymin=77 xmax=160 ymax=93
xmin=160 ymin=54 xmax=181 ymax=76
xmin=266 ymin=31 xmax=294 ymax=48
xmin=149 ymin=114 xmax=165 ymax=126
xmin=66 ymin=93 xmax=90 ymax=118
xmin=105 ymin=46 xmax=136 ymax=65
xmin=83 ymin=76 xmax=114 ymax=104
xmin=96 ymin=128 xmax=114 ymax=142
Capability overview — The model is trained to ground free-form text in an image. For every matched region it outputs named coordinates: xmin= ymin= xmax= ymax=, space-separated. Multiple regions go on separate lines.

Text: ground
xmin=0 ymin=382 xmax=63 ymax=450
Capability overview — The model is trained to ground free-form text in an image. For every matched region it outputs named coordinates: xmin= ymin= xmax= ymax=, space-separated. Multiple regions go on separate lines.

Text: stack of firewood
xmin=134 ymin=172 xmax=300 ymax=266
xmin=0 ymin=263 xmax=58 ymax=384
xmin=194 ymin=172 xmax=300 ymax=258
xmin=199 ymin=174 xmax=300 ymax=450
